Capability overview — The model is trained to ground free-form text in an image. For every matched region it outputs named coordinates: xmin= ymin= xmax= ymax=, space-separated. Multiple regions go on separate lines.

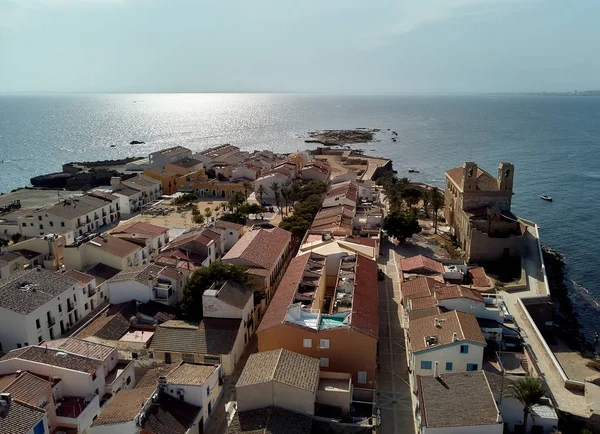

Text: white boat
xmin=540 ymin=195 xmax=552 ymax=201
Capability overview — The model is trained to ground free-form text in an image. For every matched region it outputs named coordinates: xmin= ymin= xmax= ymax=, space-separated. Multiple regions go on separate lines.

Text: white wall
xmin=56 ymin=393 xmax=101 ymax=433
xmin=437 ymin=299 xmax=503 ymax=322
xmin=412 ymin=342 xmax=485 ymax=376
xmin=273 ymin=382 xmax=315 ymax=416
xmin=202 ymin=294 xmax=243 ymax=319
xmin=108 ymin=280 xmax=152 ymax=305
xmin=88 ymin=420 xmax=137 ymax=434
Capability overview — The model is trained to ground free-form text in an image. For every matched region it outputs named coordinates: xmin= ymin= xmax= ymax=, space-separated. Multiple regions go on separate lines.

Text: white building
xmin=203 ymin=280 xmax=255 ymax=338
xmin=193 ymin=144 xmax=243 ymax=167
xmin=232 ymin=165 xmax=261 ymax=181
xmin=0 ymin=251 xmax=25 ymax=282
xmin=17 ymin=193 xmax=120 ymax=243
xmin=0 ymin=392 xmax=49 ymax=434
xmin=60 ymin=269 xmax=103 ymax=314
xmin=148 ymin=146 xmax=192 ymax=168
xmin=213 ymin=220 xmax=244 ymax=251
xmin=0 ymin=268 xmax=87 ymax=351
xmin=417 ymin=371 xmax=503 ymax=434
xmin=110 ymin=221 xmax=169 ymax=258
xmin=408 ymin=310 xmax=486 ymax=378
xmin=253 ymin=172 xmax=289 ymax=200
xmin=63 ymin=234 xmax=148 ymax=272
xmin=107 ymin=264 xmax=188 ymax=306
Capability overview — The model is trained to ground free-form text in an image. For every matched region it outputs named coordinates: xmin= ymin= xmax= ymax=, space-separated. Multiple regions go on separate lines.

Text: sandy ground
xmin=0 ymin=188 xmax=84 ymax=209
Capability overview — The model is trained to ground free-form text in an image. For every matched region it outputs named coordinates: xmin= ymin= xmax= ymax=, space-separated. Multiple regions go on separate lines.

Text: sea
xmin=1 ymin=93 xmax=600 ymax=336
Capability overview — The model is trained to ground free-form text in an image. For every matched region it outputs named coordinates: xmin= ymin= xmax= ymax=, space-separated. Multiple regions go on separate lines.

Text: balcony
xmin=56 ymin=394 xmax=100 ymax=433
xmin=105 ymin=360 xmax=133 ymax=394
xmin=47 ymin=315 xmax=56 ymax=327
xmin=153 ymin=283 xmax=174 ymax=304
xmin=102 ymin=210 xmax=107 ymax=217
xmin=67 ymin=302 xmax=75 ymax=312
xmin=88 ymin=287 xmax=96 ymax=297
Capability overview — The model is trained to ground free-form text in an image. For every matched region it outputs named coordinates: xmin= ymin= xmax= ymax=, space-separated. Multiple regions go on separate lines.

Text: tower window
xmin=505 ymin=169 xmax=510 ymax=178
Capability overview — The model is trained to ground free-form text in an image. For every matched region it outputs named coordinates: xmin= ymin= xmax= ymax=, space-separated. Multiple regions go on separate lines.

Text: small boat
xmin=540 ymin=195 xmax=553 ymax=201
xmin=408 ymin=169 xmax=420 ymax=173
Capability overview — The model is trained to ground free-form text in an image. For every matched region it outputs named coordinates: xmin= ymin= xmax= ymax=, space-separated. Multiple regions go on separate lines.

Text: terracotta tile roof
xmin=257 ymin=254 xmax=311 ymax=333
xmin=0 ymin=348 xmax=28 ymax=362
xmin=167 ymin=362 xmax=218 ymax=386
xmin=445 ymin=167 xmax=464 ymax=187
xmin=0 ymin=251 xmax=21 ymax=267
xmin=89 ymin=190 xmax=119 ymax=202
xmin=400 ymin=277 xmax=445 ymax=301
xmin=5 ymin=346 xmax=103 ymax=374
xmin=113 ymin=221 xmax=168 ymax=237
xmin=114 ymin=187 xmax=140 ymax=197
xmin=236 ymin=349 xmax=320 ymax=392
xmin=1 ymin=372 xmax=52 ymax=405
xmin=351 ymin=255 xmax=379 ymax=339
xmin=135 ymin=300 xmax=178 ymax=324
xmin=408 ymin=307 xmax=441 ymax=321
xmin=75 ymin=302 xmax=134 ymax=340
xmin=43 ymin=337 xmax=115 ymax=361
xmin=468 ymin=267 xmax=491 ymax=287
xmin=227 ymin=406 xmax=313 ymax=434
xmin=149 ymin=318 xmax=241 ymax=355
xmin=435 ymin=285 xmax=484 ymax=303
xmin=445 ymin=165 xmax=499 ymax=192
xmin=0 ymin=399 xmax=45 ymax=434
xmin=409 ymin=310 xmax=486 ymax=353
xmin=46 ymin=194 xmax=114 ymax=220
xmin=135 ymin=364 xmax=179 ymax=389
xmin=214 ymin=281 xmax=253 ymax=310
xmin=140 ymin=393 xmax=201 ymax=434
xmin=60 ymin=269 xmax=94 ymax=286
xmin=87 ymin=234 xmax=141 ymax=258
xmin=215 ymin=220 xmax=244 ymax=231
xmin=400 ymin=255 xmax=444 ymax=275
xmin=168 ymin=158 xmax=203 ymax=169
xmin=417 ymin=371 xmax=500 ymax=428
xmin=109 ymin=264 xmax=165 ymax=285
xmin=0 ymin=374 xmax=18 ymax=391
xmin=222 ymin=227 xmax=291 ymax=271
xmin=84 ymin=263 xmax=121 ymax=285
xmin=91 ymin=387 xmax=155 ymax=426
xmin=163 ymin=227 xmax=216 ymax=251
xmin=409 ymin=295 xmax=437 ymax=311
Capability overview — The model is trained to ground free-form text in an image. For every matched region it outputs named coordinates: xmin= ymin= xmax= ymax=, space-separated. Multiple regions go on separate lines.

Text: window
xmin=39 ymin=224 xmax=43 ymax=230
xmin=36 ymin=319 xmax=41 ymax=329
xmin=445 ymin=362 xmax=453 ymax=371
xmin=49 ymin=221 xmax=54 ymax=227
xmin=61 ymin=222 xmax=65 ymax=227
xmin=21 ymin=223 xmax=26 ymax=227
xmin=206 ymin=385 xmax=210 ymax=396
xmin=182 ymin=353 xmax=195 ymax=363
xmin=38 ymin=216 xmax=42 ymax=221
xmin=126 ymin=376 xmax=131 ymax=385
xmin=24 ymin=342 xmax=28 ymax=346
xmin=319 ymin=339 xmax=330 ymax=349
xmin=357 ymin=371 xmax=367 ymax=384
xmin=303 ymin=338 xmax=312 ymax=348
xmin=38 ymin=336 xmax=43 ymax=344
xmin=420 ymin=361 xmax=432 ymax=370
xmin=73 ymin=294 xmax=77 ymax=302
xmin=84 ymin=303 xmax=89 ymax=311
xmin=320 ymin=358 xmax=329 ymax=367
xmin=17 ymin=344 xmax=21 ymax=348
xmin=58 ymin=304 xmax=62 ymax=313
xmin=467 ymin=364 xmax=479 ymax=372
xmin=460 ymin=345 xmax=469 ymax=354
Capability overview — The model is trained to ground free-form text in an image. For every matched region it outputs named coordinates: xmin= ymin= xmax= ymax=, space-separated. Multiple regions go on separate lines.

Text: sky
xmin=1 ymin=0 xmax=600 ymax=94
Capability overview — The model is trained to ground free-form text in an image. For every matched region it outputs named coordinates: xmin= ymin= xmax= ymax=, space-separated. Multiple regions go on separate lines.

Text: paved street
xmin=376 ymin=241 xmax=415 ymax=434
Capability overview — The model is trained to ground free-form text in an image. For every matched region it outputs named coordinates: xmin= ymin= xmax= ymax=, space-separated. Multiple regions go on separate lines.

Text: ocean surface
xmin=1 ymin=93 xmax=600 ymax=335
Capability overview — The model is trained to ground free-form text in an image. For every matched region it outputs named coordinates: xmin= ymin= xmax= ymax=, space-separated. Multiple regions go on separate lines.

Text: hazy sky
xmin=1 ymin=0 xmax=599 ymax=94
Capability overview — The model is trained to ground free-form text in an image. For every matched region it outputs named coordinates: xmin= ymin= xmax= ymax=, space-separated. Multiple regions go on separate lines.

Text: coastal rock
xmin=130 ymin=140 xmax=145 ymax=145
xmin=307 ymin=129 xmax=376 ymax=146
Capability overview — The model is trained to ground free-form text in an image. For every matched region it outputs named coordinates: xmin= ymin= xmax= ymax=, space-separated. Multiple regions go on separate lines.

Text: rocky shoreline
xmin=305 ymin=129 xmax=377 ymax=146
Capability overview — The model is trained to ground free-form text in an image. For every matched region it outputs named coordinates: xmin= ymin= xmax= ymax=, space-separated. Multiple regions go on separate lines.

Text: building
xmin=107 ymin=263 xmax=189 ymax=306
xmin=408 ymin=310 xmax=486 ymax=377
xmin=193 ymin=144 xmax=243 ymax=167
xmin=164 ymin=158 xmax=205 ymax=175
xmin=252 ymin=173 xmax=289 ymax=200
xmin=301 ymin=161 xmax=331 ymax=182
xmin=0 ymin=393 xmax=49 ymax=434
xmin=445 ymin=162 xmax=524 ymax=262
xmin=143 ymin=167 xmax=181 ymax=195
xmin=63 ymin=234 xmax=148 ymax=271
xmin=222 ymin=226 xmax=292 ymax=299
xmin=299 ymin=234 xmax=379 ymax=261
xmin=5 ymin=233 xmax=66 ymax=271
xmin=203 ymin=280 xmax=254 ymax=336
xmin=17 ymin=193 xmax=120 ymax=242
xmin=257 ymin=253 xmax=378 ymax=388
xmin=149 ymin=318 xmax=245 ymax=375
xmin=108 ymin=175 xmax=162 ymax=216
xmin=148 ymin=146 xmax=192 ymax=168
xmin=111 ymin=221 xmax=168 ymax=257
xmin=227 ymin=406 xmax=313 ymax=434
xmin=214 ymin=220 xmax=244 ymax=251
xmin=0 ymin=251 xmax=25 ymax=282
xmin=232 ymin=164 xmax=261 ymax=181
xmin=417 ymin=371 xmax=503 ymax=434
xmin=60 ymin=269 xmax=103 ymax=314
xmin=158 ymin=226 xmax=224 ymax=268
xmin=0 ymin=268 xmax=88 ymax=351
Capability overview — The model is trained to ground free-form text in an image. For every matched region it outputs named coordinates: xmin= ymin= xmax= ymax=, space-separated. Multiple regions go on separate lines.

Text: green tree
xmin=181 ymin=262 xmax=250 ymax=321
xmin=241 ymin=181 xmax=253 ymax=199
xmin=10 ymin=233 xmax=21 ymax=244
xmin=270 ymin=182 xmax=282 ymax=216
xmin=382 ymin=210 xmax=420 ymax=243
xmin=428 ymin=187 xmax=444 ymax=234
xmin=239 ymin=203 xmax=266 ymax=217
xmin=204 ymin=207 xmax=212 ymax=221
xmin=257 ymin=184 xmax=266 ymax=204
xmin=227 ymin=191 xmax=245 ymax=212
xmin=191 ymin=206 xmax=200 ymax=216
xmin=193 ymin=213 xmax=204 ymax=224
xmin=403 ymin=187 xmax=422 ymax=209
xmin=220 ymin=212 xmax=246 ymax=225
xmin=509 ymin=377 xmax=547 ymax=434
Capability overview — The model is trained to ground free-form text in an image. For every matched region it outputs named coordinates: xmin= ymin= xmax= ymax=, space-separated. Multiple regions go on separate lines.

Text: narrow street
xmin=376 ymin=240 xmax=415 ymax=434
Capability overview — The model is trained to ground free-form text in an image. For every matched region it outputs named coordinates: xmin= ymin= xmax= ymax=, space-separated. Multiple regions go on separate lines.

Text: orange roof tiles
xmin=401 ymin=277 xmax=446 ymax=301
xmin=400 ymin=255 xmax=444 ymax=275
xmin=222 ymin=227 xmax=291 ymax=271
xmin=409 ymin=310 xmax=486 ymax=353
xmin=113 ymin=221 xmax=168 ymax=237
xmin=435 ymin=285 xmax=484 ymax=303
xmin=351 ymin=255 xmax=379 ymax=339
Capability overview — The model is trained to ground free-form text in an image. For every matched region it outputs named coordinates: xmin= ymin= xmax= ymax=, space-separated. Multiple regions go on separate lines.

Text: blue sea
xmin=1 ymin=93 xmax=600 ymax=335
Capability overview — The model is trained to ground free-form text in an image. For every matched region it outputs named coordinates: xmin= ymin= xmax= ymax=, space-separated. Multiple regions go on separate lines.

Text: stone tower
xmin=497 ymin=162 xmax=514 ymax=193
xmin=462 ymin=162 xmax=478 ymax=191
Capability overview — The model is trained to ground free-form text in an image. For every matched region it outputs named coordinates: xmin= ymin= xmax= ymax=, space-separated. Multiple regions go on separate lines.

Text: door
xmin=165 ymin=352 xmax=172 ymax=364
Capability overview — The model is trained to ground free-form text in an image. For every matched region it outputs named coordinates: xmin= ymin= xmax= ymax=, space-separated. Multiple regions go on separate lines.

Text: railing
xmin=88 ymin=288 xmax=96 ymax=297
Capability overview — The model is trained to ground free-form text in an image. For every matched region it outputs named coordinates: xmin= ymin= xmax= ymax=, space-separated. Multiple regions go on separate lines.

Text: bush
xmin=220 ymin=212 xmax=246 ymax=225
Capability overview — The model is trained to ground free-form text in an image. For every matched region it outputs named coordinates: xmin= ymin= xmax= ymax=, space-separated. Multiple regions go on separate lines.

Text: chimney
xmin=110 ymin=177 xmax=122 ymax=190
xmin=434 ymin=318 xmax=441 ymax=328
xmin=433 ymin=361 xmax=439 ymax=378
xmin=0 ymin=393 xmax=11 ymax=406
xmin=452 ymin=332 xmax=458 ymax=342
xmin=36 ymin=265 xmax=42 ymax=272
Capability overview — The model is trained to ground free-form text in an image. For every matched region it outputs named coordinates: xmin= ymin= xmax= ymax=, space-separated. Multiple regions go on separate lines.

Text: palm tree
xmin=509 ymin=377 xmax=547 ymax=433
xmin=204 ymin=207 xmax=212 ymax=221
xmin=241 ymin=181 xmax=252 ymax=200
xmin=428 ymin=187 xmax=444 ymax=234
xmin=257 ymin=185 xmax=265 ymax=205
xmin=281 ymin=187 xmax=291 ymax=215
xmin=269 ymin=182 xmax=282 ymax=216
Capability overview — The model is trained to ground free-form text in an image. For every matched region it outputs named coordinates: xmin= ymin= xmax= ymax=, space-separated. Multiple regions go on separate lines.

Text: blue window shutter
xmin=421 ymin=361 xmax=432 ymax=370
xmin=445 ymin=362 xmax=453 ymax=371
xmin=460 ymin=345 xmax=469 ymax=354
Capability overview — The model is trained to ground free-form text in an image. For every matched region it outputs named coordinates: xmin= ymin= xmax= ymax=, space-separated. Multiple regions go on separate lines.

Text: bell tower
xmin=462 ymin=162 xmax=477 ymax=192
xmin=497 ymin=162 xmax=514 ymax=194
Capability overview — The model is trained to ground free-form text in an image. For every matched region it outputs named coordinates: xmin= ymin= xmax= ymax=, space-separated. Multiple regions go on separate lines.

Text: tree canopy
xmin=219 ymin=212 xmax=246 ymax=225
xmin=278 ymin=181 xmax=327 ymax=240
xmin=382 ymin=210 xmax=420 ymax=243
xmin=181 ymin=262 xmax=250 ymax=321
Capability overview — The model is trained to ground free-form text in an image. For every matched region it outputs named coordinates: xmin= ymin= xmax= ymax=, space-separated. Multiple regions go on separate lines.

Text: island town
xmin=0 ymin=143 xmax=597 ymax=434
